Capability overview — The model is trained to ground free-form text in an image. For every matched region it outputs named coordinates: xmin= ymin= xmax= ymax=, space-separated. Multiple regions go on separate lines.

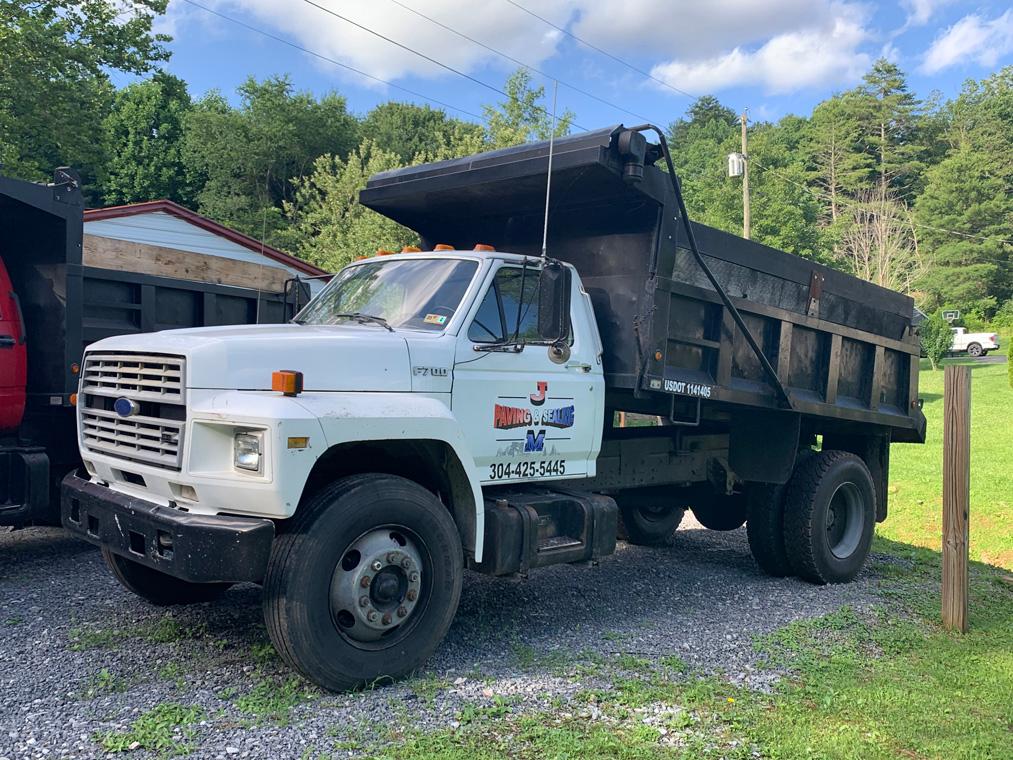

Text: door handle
xmin=0 ymin=335 xmax=15 ymax=348
xmin=565 ymin=361 xmax=592 ymax=372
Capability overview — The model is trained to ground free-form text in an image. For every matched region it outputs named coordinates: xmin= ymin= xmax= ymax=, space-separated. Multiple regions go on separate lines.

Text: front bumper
xmin=61 ymin=471 xmax=275 ymax=584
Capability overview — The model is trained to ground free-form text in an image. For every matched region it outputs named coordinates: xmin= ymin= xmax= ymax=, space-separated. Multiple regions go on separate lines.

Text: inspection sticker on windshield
xmin=424 ymin=313 xmax=448 ymax=325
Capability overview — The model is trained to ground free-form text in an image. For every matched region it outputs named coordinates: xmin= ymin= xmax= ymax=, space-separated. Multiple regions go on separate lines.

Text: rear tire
xmin=102 ymin=547 xmax=232 ymax=606
xmin=967 ymin=342 xmax=983 ymax=357
xmin=745 ymin=484 xmax=791 ymax=577
xmin=263 ymin=474 xmax=462 ymax=692
xmin=782 ymin=451 xmax=876 ymax=584
xmin=616 ymin=491 xmax=685 ymax=546
xmin=691 ymin=494 xmax=747 ymax=531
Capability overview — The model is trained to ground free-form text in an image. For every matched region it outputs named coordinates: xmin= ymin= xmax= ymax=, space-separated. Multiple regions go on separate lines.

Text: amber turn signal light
xmin=272 ymin=370 xmax=304 ymax=397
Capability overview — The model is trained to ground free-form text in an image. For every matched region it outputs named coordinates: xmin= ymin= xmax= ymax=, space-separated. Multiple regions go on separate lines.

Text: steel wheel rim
xmin=825 ymin=482 xmax=864 ymax=559
xmin=329 ymin=525 xmax=430 ymax=650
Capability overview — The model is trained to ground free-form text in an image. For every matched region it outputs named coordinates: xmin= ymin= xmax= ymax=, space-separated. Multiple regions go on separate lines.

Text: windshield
xmin=295 ymin=258 xmax=479 ymax=331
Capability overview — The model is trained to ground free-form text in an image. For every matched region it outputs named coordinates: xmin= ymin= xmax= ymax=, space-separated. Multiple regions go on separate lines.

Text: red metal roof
xmin=84 ymin=199 xmax=325 ymax=277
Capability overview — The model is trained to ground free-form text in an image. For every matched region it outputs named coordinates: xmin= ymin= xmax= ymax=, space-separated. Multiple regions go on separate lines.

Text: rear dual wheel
xmin=748 ymin=450 xmax=876 ymax=584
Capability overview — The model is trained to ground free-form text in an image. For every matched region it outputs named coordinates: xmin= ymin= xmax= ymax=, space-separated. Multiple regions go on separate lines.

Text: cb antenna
xmin=540 ymin=79 xmax=558 ymax=262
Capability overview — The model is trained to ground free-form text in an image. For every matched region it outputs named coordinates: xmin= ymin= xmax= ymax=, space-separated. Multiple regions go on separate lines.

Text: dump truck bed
xmin=361 ymin=126 xmax=926 ymax=444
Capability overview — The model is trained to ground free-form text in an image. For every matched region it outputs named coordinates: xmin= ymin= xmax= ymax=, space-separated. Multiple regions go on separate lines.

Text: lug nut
xmin=409 ymin=572 xmax=419 ymax=583
xmin=406 ymin=589 xmax=417 ymax=601
xmin=371 ymin=560 xmax=383 ymax=571
xmin=381 ymin=613 xmax=392 ymax=625
xmin=397 ymin=606 xmax=408 ymax=618
xmin=366 ymin=610 xmax=377 ymax=622
xmin=386 ymin=552 xmax=398 ymax=563
xmin=400 ymin=557 xmax=411 ymax=569
xmin=359 ymin=595 xmax=369 ymax=608
xmin=360 ymin=575 xmax=371 ymax=588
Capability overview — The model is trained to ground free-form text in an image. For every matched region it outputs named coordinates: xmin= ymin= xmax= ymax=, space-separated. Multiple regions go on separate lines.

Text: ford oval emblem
xmin=113 ymin=397 xmax=140 ymax=418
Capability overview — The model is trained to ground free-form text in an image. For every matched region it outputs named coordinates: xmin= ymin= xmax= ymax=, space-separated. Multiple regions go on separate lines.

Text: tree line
xmin=2 ymin=2 xmax=1010 ymax=324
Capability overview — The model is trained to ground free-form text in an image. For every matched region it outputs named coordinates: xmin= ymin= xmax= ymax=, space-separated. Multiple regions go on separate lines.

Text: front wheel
xmin=967 ymin=342 xmax=983 ymax=357
xmin=616 ymin=490 xmax=685 ymax=546
xmin=102 ymin=547 xmax=233 ymax=605
xmin=263 ymin=474 xmax=463 ymax=692
xmin=782 ymin=451 xmax=875 ymax=584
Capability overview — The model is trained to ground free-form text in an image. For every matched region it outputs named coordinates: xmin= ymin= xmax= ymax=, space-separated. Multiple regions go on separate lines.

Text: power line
xmin=179 ymin=0 xmax=488 ymax=124
xmin=502 ymin=0 xmax=697 ymax=101
xmin=386 ymin=0 xmax=656 ymax=125
xmin=299 ymin=0 xmax=587 ymax=130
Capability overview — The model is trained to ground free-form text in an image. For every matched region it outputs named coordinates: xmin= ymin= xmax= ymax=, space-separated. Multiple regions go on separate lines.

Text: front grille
xmin=81 ymin=353 xmax=184 ymax=403
xmin=80 ymin=352 xmax=186 ymax=470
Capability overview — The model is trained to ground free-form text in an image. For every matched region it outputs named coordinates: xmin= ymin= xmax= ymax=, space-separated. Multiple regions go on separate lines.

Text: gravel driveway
xmin=0 ymin=518 xmax=888 ymax=759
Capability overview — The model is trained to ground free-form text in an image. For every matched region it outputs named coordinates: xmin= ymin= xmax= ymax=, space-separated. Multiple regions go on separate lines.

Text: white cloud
xmin=900 ymin=0 xmax=955 ymax=28
xmin=921 ymin=10 xmax=1013 ymax=74
xmin=648 ymin=3 xmax=871 ymax=95
xmin=570 ymin=0 xmax=829 ymax=61
xmin=174 ymin=0 xmax=574 ymax=86
xmin=169 ymin=0 xmax=881 ymax=98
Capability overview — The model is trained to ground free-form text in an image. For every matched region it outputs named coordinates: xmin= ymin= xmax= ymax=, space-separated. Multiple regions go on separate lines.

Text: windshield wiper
xmin=331 ymin=312 xmax=395 ymax=332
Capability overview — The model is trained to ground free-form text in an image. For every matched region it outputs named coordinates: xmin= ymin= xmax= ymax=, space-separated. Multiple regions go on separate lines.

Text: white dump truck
xmin=62 ymin=127 xmax=925 ymax=691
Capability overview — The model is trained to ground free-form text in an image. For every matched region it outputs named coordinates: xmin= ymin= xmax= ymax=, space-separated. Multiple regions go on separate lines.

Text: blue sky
xmin=145 ymin=0 xmax=1013 ymax=129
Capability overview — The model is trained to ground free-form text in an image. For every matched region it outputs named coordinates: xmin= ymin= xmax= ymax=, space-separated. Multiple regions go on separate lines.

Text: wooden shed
xmin=83 ymin=200 xmax=325 ymax=295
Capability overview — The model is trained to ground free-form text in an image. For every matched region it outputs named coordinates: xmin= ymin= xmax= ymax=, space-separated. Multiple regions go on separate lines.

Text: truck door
xmin=452 ymin=262 xmax=603 ymax=484
xmin=0 ymin=256 xmax=26 ymax=433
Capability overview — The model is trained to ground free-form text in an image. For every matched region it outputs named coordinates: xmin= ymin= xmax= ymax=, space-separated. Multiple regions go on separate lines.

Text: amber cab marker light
xmin=376 ymin=248 xmax=394 ymax=256
xmin=401 ymin=245 xmax=422 ymax=253
xmin=473 ymin=243 xmax=495 ymax=251
xmin=433 ymin=243 xmax=454 ymax=251
xmin=69 ymin=393 xmax=78 ymax=407
xmin=272 ymin=370 xmax=304 ymax=397
xmin=70 ymin=362 xmax=80 ymax=375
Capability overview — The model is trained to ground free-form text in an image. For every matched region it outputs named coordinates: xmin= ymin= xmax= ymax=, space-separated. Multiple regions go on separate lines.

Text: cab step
xmin=471 ymin=488 xmax=617 ymax=576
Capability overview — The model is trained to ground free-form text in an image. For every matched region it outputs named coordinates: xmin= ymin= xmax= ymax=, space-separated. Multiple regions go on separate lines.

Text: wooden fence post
xmin=942 ymin=365 xmax=970 ymax=633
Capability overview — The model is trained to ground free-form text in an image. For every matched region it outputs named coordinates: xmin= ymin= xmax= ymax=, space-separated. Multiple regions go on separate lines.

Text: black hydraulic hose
xmin=629 ymin=124 xmax=794 ymax=410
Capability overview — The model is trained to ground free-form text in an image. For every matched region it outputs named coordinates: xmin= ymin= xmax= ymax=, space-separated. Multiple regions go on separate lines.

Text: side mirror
xmin=537 ymin=261 xmax=571 ymax=343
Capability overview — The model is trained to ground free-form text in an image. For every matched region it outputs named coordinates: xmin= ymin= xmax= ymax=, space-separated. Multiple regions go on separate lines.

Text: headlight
xmin=234 ymin=431 xmax=263 ymax=472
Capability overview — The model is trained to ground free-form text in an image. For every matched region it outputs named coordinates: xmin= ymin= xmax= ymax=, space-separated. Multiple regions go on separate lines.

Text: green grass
xmin=234 ymin=677 xmax=313 ymax=724
xmin=96 ymin=703 xmax=203 ymax=754
xmin=885 ymin=339 xmax=1012 ymax=569
xmin=366 ymin=544 xmax=1012 ymax=759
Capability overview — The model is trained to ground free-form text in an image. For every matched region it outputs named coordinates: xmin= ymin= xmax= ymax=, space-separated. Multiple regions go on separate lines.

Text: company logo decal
xmin=493 ymin=381 xmax=574 ymax=454
xmin=529 ymin=381 xmax=547 ymax=406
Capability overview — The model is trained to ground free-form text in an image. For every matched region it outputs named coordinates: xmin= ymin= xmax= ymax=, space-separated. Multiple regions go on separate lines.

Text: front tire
xmin=782 ymin=451 xmax=876 ymax=584
xmin=263 ymin=474 xmax=463 ymax=692
xmin=616 ymin=490 xmax=685 ymax=546
xmin=102 ymin=547 xmax=232 ymax=606
xmin=967 ymin=342 xmax=983 ymax=357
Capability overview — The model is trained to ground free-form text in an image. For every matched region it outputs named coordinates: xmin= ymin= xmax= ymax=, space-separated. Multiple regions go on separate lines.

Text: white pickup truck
xmin=61 ymin=126 xmax=925 ymax=691
xmin=950 ymin=327 xmax=1000 ymax=357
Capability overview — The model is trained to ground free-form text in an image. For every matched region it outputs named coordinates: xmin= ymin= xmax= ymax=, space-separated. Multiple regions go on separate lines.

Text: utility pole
xmin=740 ymin=110 xmax=750 ymax=240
